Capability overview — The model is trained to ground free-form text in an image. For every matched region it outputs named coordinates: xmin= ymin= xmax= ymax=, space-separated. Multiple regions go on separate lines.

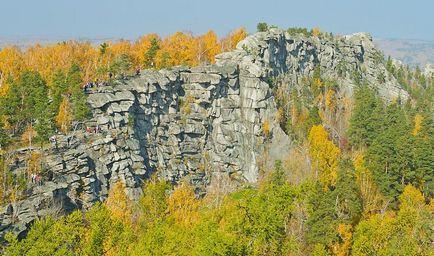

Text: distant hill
xmin=374 ymin=38 xmax=434 ymax=68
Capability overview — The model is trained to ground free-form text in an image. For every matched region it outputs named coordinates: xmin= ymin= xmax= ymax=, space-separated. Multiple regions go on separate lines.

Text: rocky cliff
xmin=0 ymin=28 xmax=409 ymax=240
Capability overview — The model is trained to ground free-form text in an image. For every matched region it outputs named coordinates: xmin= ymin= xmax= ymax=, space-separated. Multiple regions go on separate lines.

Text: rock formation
xmin=0 ymin=28 xmax=409 ymax=240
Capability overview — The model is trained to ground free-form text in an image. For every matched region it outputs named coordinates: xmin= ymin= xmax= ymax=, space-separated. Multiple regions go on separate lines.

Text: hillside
xmin=374 ymin=38 xmax=434 ymax=68
xmin=0 ymin=27 xmax=433 ymax=255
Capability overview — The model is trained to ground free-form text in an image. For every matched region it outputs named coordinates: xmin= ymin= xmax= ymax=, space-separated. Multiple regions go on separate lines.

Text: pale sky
xmin=0 ymin=0 xmax=433 ymax=41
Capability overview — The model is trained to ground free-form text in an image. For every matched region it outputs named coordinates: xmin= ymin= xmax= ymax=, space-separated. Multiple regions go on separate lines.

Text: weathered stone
xmin=0 ymin=28 xmax=412 ymax=241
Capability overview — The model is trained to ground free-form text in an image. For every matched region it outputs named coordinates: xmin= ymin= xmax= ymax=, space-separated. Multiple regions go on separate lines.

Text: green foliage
xmin=348 ymin=86 xmax=384 ymax=147
xmin=287 ymin=27 xmax=312 ymax=36
xmin=99 ymin=42 xmax=109 ymax=55
xmin=0 ymin=120 xmax=10 ymax=148
xmin=352 ymin=185 xmax=432 ymax=256
xmin=256 ymin=22 xmax=268 ymax=32
xmin=159 ymin=52 xmax=170 ymax=69
xmin=306 ymin=158 xmax=362 ymax=250
xmin=3 ymin=71 xmax=49 ymax=133
xmin=5 ymin=211 xmax=84 ymax=256
xmin=110 ymin=53 xmax=133 ymax=75
xmin=367 ymin=103 xmax=411 ymax=201
xmin=67 ymin=64 xmax=91 ymax=121
xmin=143 ymin=38 xmax=160 ymax=68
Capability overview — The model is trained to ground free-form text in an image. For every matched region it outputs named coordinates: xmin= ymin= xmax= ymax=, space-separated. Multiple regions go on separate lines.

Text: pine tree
xmin=348 ymin=86 xmax=384 ymax=148
xmin=143 ymin=38 xmax=160 ymax=68
xmin=367 ymin=102 xmax=413 ymax=202
xmin=0 ymin=119 xmax=9 ymax=148
xmin=67 ymin=64 xmax=91 ymax=121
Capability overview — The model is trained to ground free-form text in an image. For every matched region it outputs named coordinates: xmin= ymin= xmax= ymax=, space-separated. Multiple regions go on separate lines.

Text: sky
xmin=0 ymin=0 xmax=433 ymax=41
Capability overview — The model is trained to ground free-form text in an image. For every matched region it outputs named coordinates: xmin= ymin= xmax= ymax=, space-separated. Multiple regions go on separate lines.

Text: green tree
xmin=143 ymin=38 xmax=160 ymax=68
xmin=110 ymin=53 xmax=133 ymax=75
xmin=348 ymin=86 xmax=384 ymax=147
xmin=99 ymin=42 xmax=109 ymax=55
xmin=5 ymin=211 xmax=84 ymax=256
xmin=257 ymin=22 xmax=268 ymax=32
xmin=67 ymin=64 xmax=91 ymax=121
xmin=0 ymin=119 xmax=9 ymax=148
xmin=138 ymin=177 xmax=171 ymax=226
xmin=49 ymin=70 xmax=67 ymax=119
xmin=306 ymin=158 xmax=362 ymax=251
xmin=367 ymin=102 xmax=413 ymax=202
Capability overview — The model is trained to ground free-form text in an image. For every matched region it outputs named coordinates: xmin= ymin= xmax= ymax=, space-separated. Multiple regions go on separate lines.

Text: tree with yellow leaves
xmin=105 ymin=181 xmax=133 ymax=225
xmin=194 ymin=30 xmax=221 ymax=64
xmin=166 ymin=181 xmax=199 ymax=226
xmin=312 ymin=27 xmax=321 ymax=37
xmin=56 ymin=97 xmax=73 ymax=134
xmin=221 ymin=27 xmax=248 ymax=52
xmin=21 ymin=124 xmax=36 ymax=147
xmin=308 ymin=125 xmax=340 ymax=188
xmin=262 ymin=118 xmax=270 ymax=138
xmin=412 ymin=113 xmax=423 ymax=136
xmin=331 ymin=224 xmax=353 ymax=256
xmin=353 ymin=151 xmax=385 ymax=216
xmin=156 ymin=32 xmax=196 ymax=68
xmin=0 ymin=47 xmax=24 ymax=96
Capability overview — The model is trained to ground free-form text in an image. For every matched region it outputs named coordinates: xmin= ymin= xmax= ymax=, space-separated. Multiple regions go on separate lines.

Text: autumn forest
xmin=0 ymin=24 xmax=433 ymax=256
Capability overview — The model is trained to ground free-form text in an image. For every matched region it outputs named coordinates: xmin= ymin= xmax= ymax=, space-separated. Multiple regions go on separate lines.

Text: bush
xmin=257 ymin=22 xmax=268 ymax=32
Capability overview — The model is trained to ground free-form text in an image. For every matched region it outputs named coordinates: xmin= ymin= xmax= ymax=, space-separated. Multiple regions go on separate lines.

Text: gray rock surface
xmin=0 ymin=29 xmax=409 ymax=241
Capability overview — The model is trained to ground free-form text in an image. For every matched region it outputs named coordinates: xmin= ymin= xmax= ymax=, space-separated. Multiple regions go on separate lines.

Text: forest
xmin=0 ymin=25 xmax=433 ymax=255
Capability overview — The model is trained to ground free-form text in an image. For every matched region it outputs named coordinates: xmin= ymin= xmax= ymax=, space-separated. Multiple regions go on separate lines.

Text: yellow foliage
xmin=399 ymin=184 xmax=425 ymax=210
xmin=1 ymin=115 xmax=12 ymax=130
xmin=312 ymin=27 xmax=321 ymax=37
xmin=308 ymin=125 xmax=340 ymax=188
xmin=221 ymin=27 xmax=248 ymax=52
xmin=56 ymin=97 xmax=73 ymax=134
xmin=332 ymin=224 xmax=353 ymax=256
xmin=180 ymin=95 xmax=194 ymax=116
xmin=21 ymin=124 xmax=36 ymax=146
xmin=325 ymin=89 xmax=335 ymax=110
xmin=262 ymin=118 xmax=270 ymax=137
xmin=0 ymin=47 xmax=24 ymax=95
xmin=0 ymin=29 xmax=245 ymax=93
xmin=27 ymin=151 xmax=42 ymax=176
xmin=412 ymin=113 xmax=423 ymax=136
xmin=314 ymin=78 xmax=322 ymax=88
xmin=106 ymin=181 xmax=133 ymax=225
xmin=353 ymin=151 xmax=385 ymax=216
xmin=275 ymin=107 xmax=285 ymax=125
xmin=156 ymin=32 xmax=196 ymax=68
xmin=194 ymin=30 xmax=221 ymax=64
xmin=167 ymin=182 xmax=199 ymax=226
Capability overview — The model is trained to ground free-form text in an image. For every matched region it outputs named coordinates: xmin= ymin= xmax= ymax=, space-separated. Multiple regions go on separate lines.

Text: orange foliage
xmin=156 ymin=32 xmax=196 ymax=68
xmin=221 ymin=27 xmax=248 ymax=52
xmin=0 ymin=28 xmax=246 ymax=95
xmin=194 ymin=30 xmax=221 ymax=64
xmin=332 ymin=224 xmax=353 ymax=256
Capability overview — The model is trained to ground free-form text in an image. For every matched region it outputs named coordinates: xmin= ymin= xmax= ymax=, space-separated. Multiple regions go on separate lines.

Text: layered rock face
xmin=0 ymin=28 xmax=408 ymax=240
